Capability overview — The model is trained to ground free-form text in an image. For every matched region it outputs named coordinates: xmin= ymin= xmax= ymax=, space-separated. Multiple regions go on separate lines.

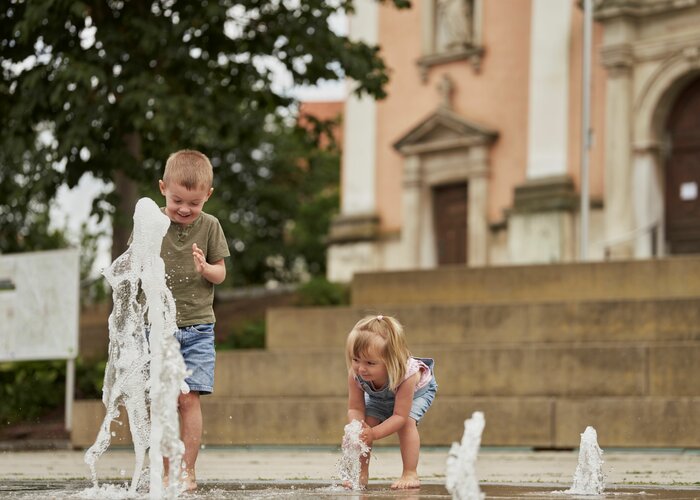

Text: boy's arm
xmin=365 ymin=372 xmax=419 ymax=442
xmin=192 ymin=243 xmax=226 ymax=284
xmin=347 ymin=372 xmax=366 ymax=423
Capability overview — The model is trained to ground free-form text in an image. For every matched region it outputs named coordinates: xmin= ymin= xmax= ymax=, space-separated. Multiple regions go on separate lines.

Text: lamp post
xmin=580 ymin=0 xmax=593 ymax=260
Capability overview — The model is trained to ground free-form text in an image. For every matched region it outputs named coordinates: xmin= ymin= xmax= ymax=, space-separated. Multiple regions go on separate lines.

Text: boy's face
xmin=159 ymin=179 xmax=213 ymax=224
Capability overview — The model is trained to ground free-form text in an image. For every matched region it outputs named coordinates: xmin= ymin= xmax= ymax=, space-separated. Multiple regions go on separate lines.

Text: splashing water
xmin=565 ymin=426 xmax=605 ymax=495
xmin=84 ymin=198 xmax=189 ymax=499
xmin=446 ymin=411 xmax=485 ymax=500
xmin=336 ymin=420 xmax=370 ymax=490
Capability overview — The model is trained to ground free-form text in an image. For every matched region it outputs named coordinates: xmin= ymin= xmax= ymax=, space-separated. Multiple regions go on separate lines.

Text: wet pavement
xmin=1 ymin=447 xmax=700 ymax=498
xmin=2 ymin=480 xmax=700 ymax=499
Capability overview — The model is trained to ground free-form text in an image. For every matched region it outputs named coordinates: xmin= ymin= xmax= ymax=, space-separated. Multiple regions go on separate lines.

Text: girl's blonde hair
xmin=345 ymin=315 xmax=411 ymax=392
xmin=163 ymin=149 xmax=213 ymax=190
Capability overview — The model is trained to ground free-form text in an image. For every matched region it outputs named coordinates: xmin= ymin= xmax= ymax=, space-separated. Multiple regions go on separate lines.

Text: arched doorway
xmin=664 ymin=77 xmax=700 ymax=254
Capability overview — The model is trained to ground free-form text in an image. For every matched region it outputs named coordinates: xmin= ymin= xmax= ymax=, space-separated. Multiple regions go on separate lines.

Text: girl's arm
xmin=366 ymin=372 xmax=419 ymax=442
xmin=347 ymin=372 xmax=366 ymax=423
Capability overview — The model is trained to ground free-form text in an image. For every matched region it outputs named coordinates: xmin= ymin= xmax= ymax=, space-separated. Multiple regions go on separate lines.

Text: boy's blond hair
xmin=346 ymin=315 xmax=411 ymax=392
xmin=163 ymin=149 xmax=214 ymax=190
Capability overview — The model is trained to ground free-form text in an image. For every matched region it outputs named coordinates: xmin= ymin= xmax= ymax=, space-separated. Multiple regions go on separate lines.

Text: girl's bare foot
xmin=391 ymin=471 xmax=420 ymax=489
xmin=342 ymin=471 xmax=368 ymax=490
xmin=181 ymin=470 xmax=198 ymax=492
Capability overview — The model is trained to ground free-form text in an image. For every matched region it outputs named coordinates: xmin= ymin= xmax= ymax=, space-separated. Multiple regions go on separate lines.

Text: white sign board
xmin=680 ymin=181 xmax=698 ymax=201
xmin=0 ymin=248 xmax=80 ymax=362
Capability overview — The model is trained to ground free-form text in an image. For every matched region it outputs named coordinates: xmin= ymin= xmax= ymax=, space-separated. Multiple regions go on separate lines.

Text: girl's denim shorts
xmin=175 ymin=323 xmax=216 ymax=395
xmin=365 ymin=379 xmax=438 ymax=423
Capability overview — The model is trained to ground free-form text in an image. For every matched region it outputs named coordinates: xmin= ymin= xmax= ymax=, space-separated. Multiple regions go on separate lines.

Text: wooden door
xmin=665 ymin=78 xmax=700 ymax=254
xmin=433 ymin=182 xmax=468 ymax=265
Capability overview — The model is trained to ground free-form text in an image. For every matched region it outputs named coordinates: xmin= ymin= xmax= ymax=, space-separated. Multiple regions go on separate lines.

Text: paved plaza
xmin=1 ymin=446 xmax=699 ymax=486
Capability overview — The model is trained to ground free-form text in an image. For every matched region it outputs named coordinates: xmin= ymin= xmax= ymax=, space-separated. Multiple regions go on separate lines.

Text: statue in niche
xmin=435 ymin=0 xmax=473 ymax=53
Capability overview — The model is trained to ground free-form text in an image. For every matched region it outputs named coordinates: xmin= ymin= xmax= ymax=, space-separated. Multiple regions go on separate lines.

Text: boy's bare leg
xmin=391 ymin=418 xmax=421 ymax=489
xmin=179 ymin=391 xmax=202 ymax=491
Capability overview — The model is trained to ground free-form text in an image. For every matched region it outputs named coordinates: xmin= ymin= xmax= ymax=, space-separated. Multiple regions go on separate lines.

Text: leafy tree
xmin=0 ymin=0 xmax=410 ymax=284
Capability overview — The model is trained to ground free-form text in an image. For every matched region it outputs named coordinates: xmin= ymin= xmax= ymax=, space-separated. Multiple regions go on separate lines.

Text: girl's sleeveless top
xmin=355 ymin=357 xmax=435 ymax=399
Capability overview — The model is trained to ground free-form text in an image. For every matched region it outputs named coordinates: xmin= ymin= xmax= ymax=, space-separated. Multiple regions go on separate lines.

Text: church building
xmin=326 ymin=0 xmax=700 ymax=282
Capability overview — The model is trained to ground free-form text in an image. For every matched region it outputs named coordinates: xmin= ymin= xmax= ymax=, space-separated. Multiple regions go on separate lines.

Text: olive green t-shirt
xmin=161 ymin=211 xmax=230 ymax=327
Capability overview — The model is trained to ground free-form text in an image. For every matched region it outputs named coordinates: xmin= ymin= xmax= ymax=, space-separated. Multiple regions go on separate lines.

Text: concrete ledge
xmin=555 ymin=398 xmax=700 ymax=448
xmin=422 ymin=397 xmax=555 ymax=447
xmin=215 ymin=345 xmax=649 ymax=398
xmin=267 ymin=298 xmax=700 ymax=350
xmin=73 ymin=397 xmax=700 ymax=448
xmin=351 ymin=257 xmax=700 ymax=305
xmin=429 ymin=345 xmax=647 ymax=397
xmin=72 ymin=397 xmax=554 ymax=448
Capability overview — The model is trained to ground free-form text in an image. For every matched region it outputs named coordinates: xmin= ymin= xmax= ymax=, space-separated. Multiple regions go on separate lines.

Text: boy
xmin=158 ymin=149 xmax=230 ymax=491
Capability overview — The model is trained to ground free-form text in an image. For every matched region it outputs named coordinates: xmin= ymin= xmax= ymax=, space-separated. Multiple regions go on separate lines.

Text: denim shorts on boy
xmin=364 ymin=378 xmax=438 ymax=423
xmin=175 ymin=323 xmax=216 ymax=394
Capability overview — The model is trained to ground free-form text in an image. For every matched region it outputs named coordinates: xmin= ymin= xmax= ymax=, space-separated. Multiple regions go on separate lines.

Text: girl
xmin=345 ymin=314 xmax=437 ymax=490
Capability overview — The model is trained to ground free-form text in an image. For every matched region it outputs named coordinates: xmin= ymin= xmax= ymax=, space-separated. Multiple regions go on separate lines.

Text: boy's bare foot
xmin=391 ymin=472 xmax=420 ymax=489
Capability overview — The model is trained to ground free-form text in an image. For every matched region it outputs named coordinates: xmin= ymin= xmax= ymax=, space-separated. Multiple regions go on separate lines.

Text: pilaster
xmin=601 ymin=39 xmax=636 ymax=258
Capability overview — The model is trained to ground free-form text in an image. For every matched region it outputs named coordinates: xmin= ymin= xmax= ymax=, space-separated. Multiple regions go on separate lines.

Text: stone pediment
xmin=393 ymin=107 xmax=498 ymax=156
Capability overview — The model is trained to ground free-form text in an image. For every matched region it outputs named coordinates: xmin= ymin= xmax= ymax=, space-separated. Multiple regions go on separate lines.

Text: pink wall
xmin=375 ymin=0 xmax=533 ymax=229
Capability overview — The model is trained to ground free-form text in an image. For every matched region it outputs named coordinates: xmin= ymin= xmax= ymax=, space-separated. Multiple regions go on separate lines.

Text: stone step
xmin=71 ymin=396 xmax=700 ymax=449
xmin=266 ymin=298 xmax=700 ymax=350
xmin=212 ymin=344 xmax=700 ymax=398
xmin=351 ymin=256 xmax=700 ymax=306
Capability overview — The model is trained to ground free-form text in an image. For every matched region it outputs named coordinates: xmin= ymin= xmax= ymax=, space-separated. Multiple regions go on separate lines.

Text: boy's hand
xmin=192 ymin=243 xmax=207 ymax=274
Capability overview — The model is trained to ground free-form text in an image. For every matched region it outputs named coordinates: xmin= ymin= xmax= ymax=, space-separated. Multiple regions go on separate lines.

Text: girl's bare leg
xmin=392 ymin=417 xmax=421 ymax=489
xmin=358 ymin=416 xmax=381 ymax=488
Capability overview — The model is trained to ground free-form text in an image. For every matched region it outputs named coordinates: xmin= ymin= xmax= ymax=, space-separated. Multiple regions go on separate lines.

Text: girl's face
xmin=351 ymin=346 xmax=389 ymax=388
xmin=159 ymin=179 xmax=212 ymax=225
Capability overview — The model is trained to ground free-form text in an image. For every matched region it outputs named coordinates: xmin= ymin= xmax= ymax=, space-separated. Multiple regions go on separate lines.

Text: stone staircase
xmin=72 ymin=256 xmax=700 ymax=449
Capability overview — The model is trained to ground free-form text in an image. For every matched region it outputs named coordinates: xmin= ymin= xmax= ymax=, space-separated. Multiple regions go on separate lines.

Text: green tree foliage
xmin=0 ymin=0 xmax=410 ymax=284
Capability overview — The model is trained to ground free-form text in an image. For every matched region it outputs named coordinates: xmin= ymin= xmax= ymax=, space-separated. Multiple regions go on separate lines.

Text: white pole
xmin=65 ymin=358 xmax=75 ymax=432
xmin=580 ymin=0 xmax=593 ymax=260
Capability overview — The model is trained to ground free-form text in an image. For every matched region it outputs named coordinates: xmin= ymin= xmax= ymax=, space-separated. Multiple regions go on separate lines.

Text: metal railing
xmin=601 ymin=221 xmax=661 ymax=260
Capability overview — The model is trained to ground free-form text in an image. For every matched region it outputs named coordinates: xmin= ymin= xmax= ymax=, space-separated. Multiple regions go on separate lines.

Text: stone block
xmin=649 ymin=345 xmax=700 ymax=396
xmin=266 ymin=307 xmax=355 ymax=351
xmin=202 ymin=397 xmax=347 ymax=445
xmin=420 ymin=397 xmax=554 ymax=447
xmin=431 ymin=345 xmax=646 ymax=397
xmin=554 ymin=398 xmax=700 ymax=448
xmin=653 ymin=299 xmax=700 ymax=340
xmin=215 ymin=350 xmax=348 ymax=397
xmin=72 ymin=400 xmax=134 ymax=448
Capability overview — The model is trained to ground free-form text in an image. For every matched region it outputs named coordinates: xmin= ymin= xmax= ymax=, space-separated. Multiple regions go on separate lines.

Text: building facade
xmin=327 ymin=0 xmax=700 ymax=282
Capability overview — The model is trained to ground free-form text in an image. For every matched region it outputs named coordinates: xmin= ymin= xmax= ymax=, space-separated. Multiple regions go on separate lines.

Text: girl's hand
xmin=359 ymin=421 xmax=374 ymax=448
xmin=192 ymin=243 xmax=207 ymax=274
